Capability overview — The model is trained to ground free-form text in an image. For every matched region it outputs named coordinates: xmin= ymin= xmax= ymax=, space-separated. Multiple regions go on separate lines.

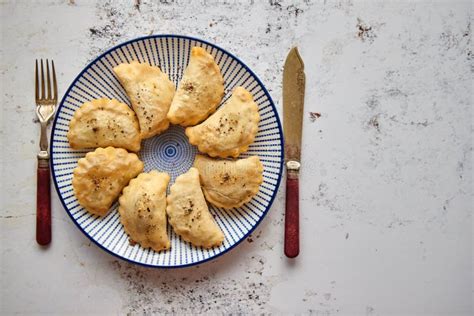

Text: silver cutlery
xmin=35 ymin=59 xmax=57 ymax=245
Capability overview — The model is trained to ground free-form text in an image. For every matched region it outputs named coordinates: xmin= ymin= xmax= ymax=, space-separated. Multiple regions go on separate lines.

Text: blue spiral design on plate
xmin=140 ymin=125 xmax=197 ymax=184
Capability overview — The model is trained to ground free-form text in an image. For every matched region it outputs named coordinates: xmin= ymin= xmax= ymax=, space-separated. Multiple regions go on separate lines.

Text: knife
xmin=283 ymin=47 xmax=305 ymax=258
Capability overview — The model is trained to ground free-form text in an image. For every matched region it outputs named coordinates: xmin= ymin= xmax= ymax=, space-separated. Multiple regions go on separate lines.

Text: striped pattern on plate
xmin=50 ymin=35 xmax=284 ymax=268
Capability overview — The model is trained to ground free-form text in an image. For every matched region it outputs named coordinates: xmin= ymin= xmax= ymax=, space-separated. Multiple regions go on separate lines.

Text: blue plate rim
xmin=50 ymin=34 xmax=284 ymax=269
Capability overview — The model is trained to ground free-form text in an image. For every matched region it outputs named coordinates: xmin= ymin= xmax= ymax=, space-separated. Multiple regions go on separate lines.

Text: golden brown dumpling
xmin=72 ymin=147 xmax=144 ymax=216
xmin=185 ymin=87 xmax=260 ymax=158
xmin=167 ymin=47 xmax=224 ymax=126
xmin=118 ymin=171 xmax=171 ymax=252
xmin=113 ymin=61 xmax=175 ymax=139
xmin=67 ymin=98 xmax=141 ymax=152
xmin=193 ymin=155 xmax=263 ymax=209
xmin=166 ymin=167 xmax=224 ymax=248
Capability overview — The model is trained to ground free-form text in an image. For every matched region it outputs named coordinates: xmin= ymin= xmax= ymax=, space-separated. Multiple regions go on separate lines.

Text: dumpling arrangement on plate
xmin=68 ymin=46 xmax=265 ymax=251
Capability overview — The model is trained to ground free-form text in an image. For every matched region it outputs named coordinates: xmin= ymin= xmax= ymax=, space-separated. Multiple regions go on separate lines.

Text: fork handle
xmin=37 ymin=158 xmax=51 ymax=246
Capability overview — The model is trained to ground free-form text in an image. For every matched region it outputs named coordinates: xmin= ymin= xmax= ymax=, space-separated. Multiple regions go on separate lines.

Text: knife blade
xmin=283 ymin=47 xmax=305 ymax=258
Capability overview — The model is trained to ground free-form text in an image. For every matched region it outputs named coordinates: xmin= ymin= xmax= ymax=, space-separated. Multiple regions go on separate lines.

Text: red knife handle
xmin=284 ymin=172 xmax=299 ymax=258
xmin=37 ymin=159 xmax=51 ymax=246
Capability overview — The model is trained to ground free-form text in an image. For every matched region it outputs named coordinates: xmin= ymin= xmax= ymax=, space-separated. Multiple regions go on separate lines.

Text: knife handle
xmin=37 ymin=159 xmax=51 ymax=246
xmin=284 ymin=173 xmax=299 ymax=258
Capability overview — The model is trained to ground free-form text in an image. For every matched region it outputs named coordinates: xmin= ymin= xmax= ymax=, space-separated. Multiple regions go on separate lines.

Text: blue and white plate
xmin=50 ymin=35 xmax=284 ymax=268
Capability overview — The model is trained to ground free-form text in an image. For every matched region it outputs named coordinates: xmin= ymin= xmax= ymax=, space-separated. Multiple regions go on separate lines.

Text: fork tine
xmin=35 ymin=60 xmax=39 ymax=101
xmin=40 ymin=59 xmax=45 ymax=100
xmin=52 ymin=60 xmax=57 ymax=102
xmin=46 ymin=59 xmax=52 ymax=100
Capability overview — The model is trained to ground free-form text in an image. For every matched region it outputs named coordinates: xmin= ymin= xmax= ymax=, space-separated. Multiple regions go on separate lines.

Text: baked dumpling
xmin=166 ymin=167 xmax=224 ymax=248
xmin=193 ymin=155 xmax=263 ymax=209
xmin=72 ymin=147 xmax=144 ymax=216
xmin=118 ymin=171 xmax=171 ymax=252
xmin=185 ymin=87 xmax=260 ymax=158
xmin=167 ymin=47 xmax=224 ymax=126
xmin=67 ymin=98 xmax=141 ymax=152
xmin=113 ymin=61 xmax=175 ymax=139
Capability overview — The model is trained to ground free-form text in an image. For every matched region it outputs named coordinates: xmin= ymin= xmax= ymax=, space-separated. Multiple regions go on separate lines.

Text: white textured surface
xmin=0 ymin=0 xmax=472 ymax=315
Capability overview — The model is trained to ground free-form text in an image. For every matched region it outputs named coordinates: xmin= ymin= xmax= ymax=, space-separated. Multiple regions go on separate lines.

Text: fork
xmin=35 ymin=59 xmax=57 ymax=246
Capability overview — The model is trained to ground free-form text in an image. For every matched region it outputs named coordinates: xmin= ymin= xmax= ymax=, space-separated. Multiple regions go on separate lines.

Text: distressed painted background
xmin=0 ymin=0 xmax=472 ymax=315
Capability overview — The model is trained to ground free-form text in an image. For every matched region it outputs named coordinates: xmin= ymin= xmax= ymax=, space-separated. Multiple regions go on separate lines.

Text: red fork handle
xmin=37 ymin=159 xmax=51 ymax=245
xmin=284 ymin=173 xmax=299 ymax=258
